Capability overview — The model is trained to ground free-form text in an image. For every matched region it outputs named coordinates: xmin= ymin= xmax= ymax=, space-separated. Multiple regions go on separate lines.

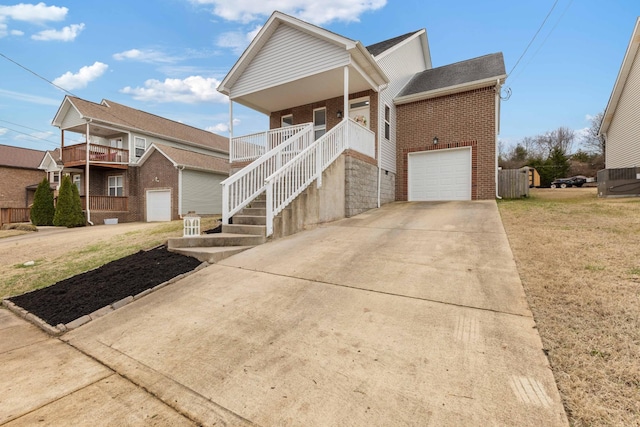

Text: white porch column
xmin=85 ymin=121 xmax=91 ymax=224
xmin=343 ymin=66 xmax=349 ymax=122
xmin=229 ymin=99 xmax=234 ymax=161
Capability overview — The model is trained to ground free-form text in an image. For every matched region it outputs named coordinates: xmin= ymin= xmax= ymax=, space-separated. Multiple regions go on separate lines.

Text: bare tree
xmin=583 ymin=111 xmax=605 ymax=156
xmin=535 ymin=127 xmax=575 ymax=157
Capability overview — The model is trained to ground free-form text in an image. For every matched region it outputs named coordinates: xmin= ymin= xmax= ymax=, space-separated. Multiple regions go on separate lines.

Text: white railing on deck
xmin=230 ymin=123 xmax=311 ymax=163
xmin=222 ymin=123 xmax=314 ymax=223
xmin=264 ymin=119 xmax=375 ymax=236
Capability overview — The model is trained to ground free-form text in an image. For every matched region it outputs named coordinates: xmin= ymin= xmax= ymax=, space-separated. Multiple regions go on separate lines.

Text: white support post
xmin=85 ymin=122 xmax=91 ymax=225
xmin=222 ymin=182 xmax=229 ymax=225
xmin=344 ymin=65 xmax=350 ymax=147
xmin=229 ymin=100 xmax=234 ymax=161
xmin=266 ymin=181 xmax=274 ymax=237
xmin=316 ymin=142 xmax=322 ymax=189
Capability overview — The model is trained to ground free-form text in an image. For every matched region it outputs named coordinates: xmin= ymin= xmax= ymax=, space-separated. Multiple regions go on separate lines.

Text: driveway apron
xmin=52 ymin=201 xmax=568 ymax=426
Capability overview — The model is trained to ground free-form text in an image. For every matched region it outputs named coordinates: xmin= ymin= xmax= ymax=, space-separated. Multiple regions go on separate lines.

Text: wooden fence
xmin=498 ymin=168 xmax=530 ymax=199
xmin=0 ymin=208 xmax=31 ymax=228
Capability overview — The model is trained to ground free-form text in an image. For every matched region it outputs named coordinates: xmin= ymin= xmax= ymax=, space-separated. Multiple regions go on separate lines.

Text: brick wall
xmin=138 ymin=150 xmax=179 ymax=221
xmin=396 ymin=86 xmax=497 ymax=200
xmin=0 ymin=166 xmax=44 ymax=208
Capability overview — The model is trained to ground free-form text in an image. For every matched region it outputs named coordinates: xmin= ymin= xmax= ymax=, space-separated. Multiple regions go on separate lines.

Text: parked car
xmin=550 ymin=176 xmax=587 ymax=188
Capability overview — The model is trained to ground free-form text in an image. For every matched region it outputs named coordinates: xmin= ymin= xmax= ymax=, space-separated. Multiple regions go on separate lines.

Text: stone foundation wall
xmin=345 ymin=155 xmax=378 ymax=217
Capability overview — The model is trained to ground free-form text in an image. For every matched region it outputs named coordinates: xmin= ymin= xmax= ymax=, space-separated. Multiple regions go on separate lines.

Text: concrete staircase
xmin=167 ymin=195 xmax=267 ymax=263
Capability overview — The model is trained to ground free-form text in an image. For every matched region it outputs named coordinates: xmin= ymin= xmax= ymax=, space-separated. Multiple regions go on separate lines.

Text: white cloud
xmin=191 ymin=0 xmax=386 ymax=25
xmin=10 ymin=29 xmax=24 ymax=36
xmin=207 ymin=118 xmax=240 ymax=133
xmin=0 ymin=23 xmax=6 ymax=38
xmin=32 ymin=22 xmax=84 ymax=41
xmin=120 ymin=76 xmax=228 ymax=103
xmin=0 ymin=2 xmax=68 ymax=22
xmin=216 ymin=26 xmax=261 ymax=55
xmin=52 ymin=61 xmax=108 ymax=90
xmin=0 ymin=88 xmax=60 ymax=106
xmin=0 ymin=128 xmax=8 ymax=136
xmin=113 ymin=48 xmax=179 ymax=63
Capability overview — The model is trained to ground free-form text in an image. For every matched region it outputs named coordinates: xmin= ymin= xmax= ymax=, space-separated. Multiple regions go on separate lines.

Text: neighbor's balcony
xmin=62 ymin=143 xmax=129 ymax=169
xmin=80 ymin=196 xmax=128 ymax=212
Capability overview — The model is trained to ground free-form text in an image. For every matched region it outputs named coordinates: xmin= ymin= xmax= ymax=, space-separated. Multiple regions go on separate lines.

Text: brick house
xmin=51 ymin=96 xmax=229 ymax=224
xmin=0 ymin=144 xmax=47 ymax=209
xmin=215 ymin=11 xmax=506 ymax=237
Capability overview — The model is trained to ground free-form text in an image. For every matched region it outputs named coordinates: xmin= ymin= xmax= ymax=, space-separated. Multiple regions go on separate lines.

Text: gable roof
xmin=395 ymin=53 xmax=506 ymax=104
xmin=600 ymin=17 xmax=640 ymax=136
xmin=0 ymin=144 xmax=46 ymax=169
xmin=38 ymin=149 xmax=63 ymax=171
xmin=53 ymin=96 xmax=229 ymax=154
xmin=366 ymin=30 xmax=423 ymax=57
xmin=140 ymin=143 xmax=229 ymax=175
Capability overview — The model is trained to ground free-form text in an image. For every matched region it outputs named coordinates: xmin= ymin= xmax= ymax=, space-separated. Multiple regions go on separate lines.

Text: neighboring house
xmin=598 ymin=17 xmax=640 ymax=197
xmin=216 ymin=11 xmax=505 ymax=237
xmin=51 ymin=96 xmax=229 ymax=224
xmin=0 ymin=144 xmax=47 ymax=208
xmin=38 ymin=148 xmax=63 ymax=189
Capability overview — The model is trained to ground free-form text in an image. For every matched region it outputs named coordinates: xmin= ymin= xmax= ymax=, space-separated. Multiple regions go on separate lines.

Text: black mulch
xmin=8 ymin=246 xmax=202 ymax=326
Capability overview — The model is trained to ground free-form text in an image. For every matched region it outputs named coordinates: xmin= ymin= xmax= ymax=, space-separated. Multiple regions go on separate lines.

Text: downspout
xmin=377 ymin=91 xmax=382 ymax=208
xmin=178 ymin=165 xmax=184 ymax=218
xmin=85 ymin=121 xmax=93 ymax=225
xmin=495 ymin=79 xmax=502 ymax=200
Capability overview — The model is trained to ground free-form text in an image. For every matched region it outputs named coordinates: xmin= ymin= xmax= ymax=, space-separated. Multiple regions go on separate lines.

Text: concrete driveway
xmin=1 ymin=201 xmax=569 ymax=426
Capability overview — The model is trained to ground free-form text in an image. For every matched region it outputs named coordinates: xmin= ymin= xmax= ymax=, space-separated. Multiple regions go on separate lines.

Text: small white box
xmin=104 ymin=218 xmax=118 ymax=225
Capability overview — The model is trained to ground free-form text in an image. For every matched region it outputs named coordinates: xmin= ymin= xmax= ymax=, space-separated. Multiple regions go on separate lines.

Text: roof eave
xmin=394 ymin=74 xmax=506 ymax=105
xmin=600 ymin=17 xmax=640 ymax=136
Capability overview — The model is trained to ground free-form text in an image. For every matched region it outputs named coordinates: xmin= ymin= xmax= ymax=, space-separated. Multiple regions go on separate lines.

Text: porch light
xmin=337 ymin=110 xmax=343 ymax=119
xmin=433 ymin=136 xmax=439 ymax=145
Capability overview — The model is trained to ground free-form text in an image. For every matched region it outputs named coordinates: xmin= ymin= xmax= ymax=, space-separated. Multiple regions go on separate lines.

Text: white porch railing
xmin=230 ymin=123 xmax=312 ymax=163
xmin=221 ymin=123 xmax=314 ymax=223
xmin=264 ymin=119 xmax=375 ymax=236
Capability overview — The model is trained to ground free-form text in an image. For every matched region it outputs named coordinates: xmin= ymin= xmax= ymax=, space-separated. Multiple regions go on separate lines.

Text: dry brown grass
xmin=498 ymin=187 xmax=640 ymax=426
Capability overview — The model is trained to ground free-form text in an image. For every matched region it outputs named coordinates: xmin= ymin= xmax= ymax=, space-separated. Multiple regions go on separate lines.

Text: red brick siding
xmin=138 ymin=150 xmax=179 ymax=221
xmin=0 ymin=166 xmax=44 ymax=208
xmin=396 ymin=86 xmax=497 ymax=200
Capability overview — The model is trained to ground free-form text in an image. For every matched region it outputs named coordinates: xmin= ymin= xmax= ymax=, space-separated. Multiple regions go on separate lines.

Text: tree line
xmin=499 ymin=112 xmax=605 ymax=186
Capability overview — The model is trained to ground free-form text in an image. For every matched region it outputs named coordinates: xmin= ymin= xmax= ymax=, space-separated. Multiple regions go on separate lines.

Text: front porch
xmin=80 ymin=195 xmax=128 ymax=212
xmin=62 ymin=143 xmax=129 ymax=169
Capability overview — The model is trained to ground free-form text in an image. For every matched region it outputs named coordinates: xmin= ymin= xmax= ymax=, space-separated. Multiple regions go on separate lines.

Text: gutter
xmin=495 ymin=79 xmax=502 ymax=200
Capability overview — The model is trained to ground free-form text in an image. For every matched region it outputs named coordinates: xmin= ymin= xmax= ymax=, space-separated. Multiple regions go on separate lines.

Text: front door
xmin=349 ymin=97 xmax=370 ymax=129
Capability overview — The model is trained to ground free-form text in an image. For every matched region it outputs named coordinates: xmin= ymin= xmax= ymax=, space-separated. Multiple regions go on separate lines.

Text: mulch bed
xmin=8 ymin=246 xmax=201 ymax=326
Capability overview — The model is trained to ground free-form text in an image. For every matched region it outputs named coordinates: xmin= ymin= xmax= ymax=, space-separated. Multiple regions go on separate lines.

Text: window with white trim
xmin=313 ymin=108 xmax=326 ymax=140
xmin=108 ymin=175 xmax=123 ymax=197
xmin=134 ymin=137 xmax=146 ymax=159
xmin=50 ymin=171 xmax=60 ymax=184
xmin=384 ymin=104 xmax=390 ymax=140
xmin=72 ymin=174 xmax=81 ymax=193
xmin=281 ymin=114 xmax=293 ymax=127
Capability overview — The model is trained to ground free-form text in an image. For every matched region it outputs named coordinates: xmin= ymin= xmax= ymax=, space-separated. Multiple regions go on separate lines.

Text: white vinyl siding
xmin=182 ymin=170 xmax=224 ymax=215
xmin=377 ymin=35 xmax=429 ymax=173
xmin=408 ymin=148 xmax=471 ymax=201
xmin=61 ymin=107 xmax=85 ymax=129
xmin=233 ymin=24 xmax=350 ymax=97
xmin=606 ymin=49 xmax=640 ymax=169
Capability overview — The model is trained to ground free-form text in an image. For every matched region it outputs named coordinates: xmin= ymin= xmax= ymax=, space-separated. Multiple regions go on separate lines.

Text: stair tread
xmin=173 ymin=246 xmax=254 ymax=253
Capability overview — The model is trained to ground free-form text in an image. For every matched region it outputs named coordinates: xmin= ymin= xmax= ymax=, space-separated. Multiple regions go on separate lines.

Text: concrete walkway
xmin=0 ymin=201 xmax=569 ymax=426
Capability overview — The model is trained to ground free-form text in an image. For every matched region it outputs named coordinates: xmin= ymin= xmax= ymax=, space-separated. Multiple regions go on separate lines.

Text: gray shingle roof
xmin=366 ymin=30 xmax=422 ymax=56
xmin=153 ymin=144 xmax=229 ymax=175
xmin=0 ymin=144 xmax=45 ymax=169
xmin=66 ymin=97 xmax=229 ymax=154
xmin=398 ymin=53 xmax=506 ymax=98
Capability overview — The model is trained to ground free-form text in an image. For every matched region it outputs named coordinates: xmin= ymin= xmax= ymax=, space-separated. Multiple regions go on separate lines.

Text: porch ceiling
xmin=231 ymin=65 xmax=374 ymax=115
xmin=63 ymin=124 xmax=127 ymax=140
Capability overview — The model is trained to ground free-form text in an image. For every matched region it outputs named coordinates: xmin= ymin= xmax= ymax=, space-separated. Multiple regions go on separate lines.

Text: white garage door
xmin=146 ymin=190 xmax=171 ymax=222
xmin=408 ymin=148 xmax=471 ymax=201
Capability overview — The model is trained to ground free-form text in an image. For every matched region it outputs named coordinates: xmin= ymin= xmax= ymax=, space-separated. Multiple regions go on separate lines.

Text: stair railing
xmin=222 ymin=123 xmax=314 ymax=224
xmin=264 ymin=119 xmax=374 ymax=236
xmin=230 ymin=123 xmax=312 ymax=162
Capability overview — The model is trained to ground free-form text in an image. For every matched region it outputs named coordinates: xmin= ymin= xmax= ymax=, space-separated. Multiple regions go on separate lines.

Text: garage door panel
xmin=408 ymin=148 xmax=471 ymax=201
xmin=147 ymin=190 xmax=171 ymax=222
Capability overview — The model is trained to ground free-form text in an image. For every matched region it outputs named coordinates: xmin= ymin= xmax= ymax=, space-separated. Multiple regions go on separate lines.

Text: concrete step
xmin=232 ymin=215 xmax=266 ymax=226
xmin=168 ymin=246 xmax=254 ymax=264
xmin=222 ymin=224 xmax=266 ymax=236
xmin=240 ymin=207 xmax=266 ymax=216
xmin=250 ymin=200 xmax=266 ymax=208
xmin=167 ymin=233 xmax=266 ymax=249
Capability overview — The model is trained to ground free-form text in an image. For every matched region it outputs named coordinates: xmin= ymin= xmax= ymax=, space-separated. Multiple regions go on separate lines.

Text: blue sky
xmin=0 ymin=0 xmax=638 ymax=153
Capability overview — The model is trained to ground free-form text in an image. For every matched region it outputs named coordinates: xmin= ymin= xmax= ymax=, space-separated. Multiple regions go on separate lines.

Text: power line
xmin=0 ymin=52 xmax=77 ymax=97
xmin=0 ymin=119 xmax=84 ymax=145
xmin=508 ymin=0 xmax=560 ymax=78
xmin=0 ymin=126 xmax=59 ymax=147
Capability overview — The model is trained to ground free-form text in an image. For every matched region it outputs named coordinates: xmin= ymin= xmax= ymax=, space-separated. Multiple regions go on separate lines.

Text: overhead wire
xmin=0 ymin=52 xmax=77 ymax=97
